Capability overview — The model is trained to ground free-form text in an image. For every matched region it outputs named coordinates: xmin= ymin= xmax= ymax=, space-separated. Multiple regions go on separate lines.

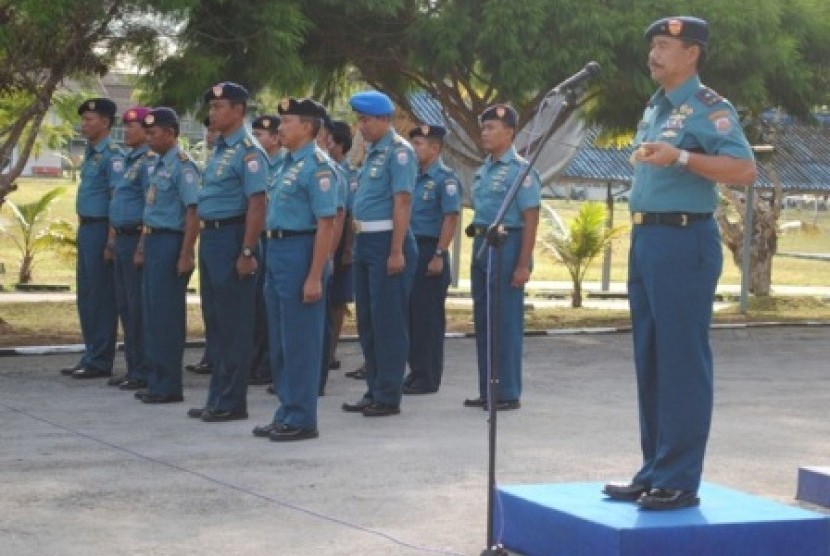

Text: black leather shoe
xmin=134 ymin=389 xmax=148 ymax=400
xmin=252 ymin=421 xmax=281 ymax=438
xmin=463 ymin=396 xmax=487 ymax=408
xmin=345 ymin=365 xmax=366 ymax=379
xmin=266 ymin=384 xmax=275 ymax=395
xmin=403 ymin=385 xmax=436 ymax=395
xmin=201 ymin=408 xmax=248 ymax=422
xmin=187 ymin=406 xmax=209 ymax=419
xmin=488 ymin=399 xmax=521 ymax=411
xmin=72 ymin=367 xmax=112 ymax=379
xmin=362 ymin=403 xmax=400 ymax=417
xmin=603 ymin=482 xmax=650 ymax=502
xmin=60 ymin=364 xmax=83 ymax=376
xmin=638 ymin=488 xmax=700 ymax=511
xmin=328 ymin=359 xmax=341 ymax=370
xmin=342 ymin=398 xmax=372 ymax=413
xmin=248 ymin=375 xmax=271 ymax=386
xmin=141 ymin=393 xmax=184 ymax=404
xmin=107 ymin=374 xmax=127 ymax=386
xmin=268 ymin=424 xmax=319 ymax=441
xmin=190 ymin=362 xmax=213 ymax=375
xmin=118 ymin=379 xmax=147 ymax=390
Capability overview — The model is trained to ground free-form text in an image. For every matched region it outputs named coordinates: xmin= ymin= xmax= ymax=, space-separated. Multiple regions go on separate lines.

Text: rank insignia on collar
xmin=213 ymin=84 xmax=224 ymax=98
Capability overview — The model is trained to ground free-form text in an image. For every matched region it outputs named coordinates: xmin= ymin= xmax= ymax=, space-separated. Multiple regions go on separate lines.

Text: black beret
xmin=203 ymin=82 xmax=249 ymax=103
xmin=479 ymin=104 xmax=519 ymax=129
xmin=329 ymin=120 xmax=353 ymax=151
xmin=645 ymin=16 xmax=709 ymax=47
xmin=78 ymin=98 xmax=117 ymax=118
xmin=252 ymin=115 xmax=280 ymax=131
xmin=142 ymin=107 xmax=179 ymax=128
xmin=408 ymin=124 xmax=447 ymax=140
xmin=277 ymin=97 xmax=327 ymax=119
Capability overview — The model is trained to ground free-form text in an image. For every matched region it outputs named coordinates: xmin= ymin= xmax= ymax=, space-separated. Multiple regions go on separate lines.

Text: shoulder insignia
xmin=108 ymin=142 xmax=121 ymax=152
xmin=314 ymin=150 xmax=327 ymax=164
xmin=695 ymin=86 xmax=723 ymax=107
xmin=392 ymin=134 xmax=403 ymax=144
xmin=243 ymin=137 xmax=253 ymax=148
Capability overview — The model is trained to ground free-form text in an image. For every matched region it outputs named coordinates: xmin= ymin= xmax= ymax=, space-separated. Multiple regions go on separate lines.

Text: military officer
xmin=463 ymin=104 xmax=541 ymax=412
xmin=405 ymin=124 xmax=461 ymax=394
xmin=252 ymin=97 xmax=337 ymax=441
xmin=603 ymin=16 xmax=756 ymax=510
xmin=133 ymin=108 xmax=201 ymax=404
xmin=341 ymin=90 xmax=418 ymax=418
xmin=61 ymin=98 xmax=124 ymax=379
xmin=188 ymin=82 xmax=267 ymax=422
xmin=107 ymin=106 xmax=152 ymax=390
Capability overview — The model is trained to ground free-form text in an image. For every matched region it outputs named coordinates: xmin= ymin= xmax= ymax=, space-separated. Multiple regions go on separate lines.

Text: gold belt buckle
xmin=680 ymin=214 xmax=688 ymax=227
xmin=632 ymin=213 xmax=644 ymax=225
xmin=353 ymin=221 xmax=362 ymax=234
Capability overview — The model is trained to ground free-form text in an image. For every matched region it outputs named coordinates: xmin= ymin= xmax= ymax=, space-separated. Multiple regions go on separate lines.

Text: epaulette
xmin=695 ymin=87 xmax=723 ymax=107
xmin=314 ymin=150 xmax=327 ymax=164
xmin=242 ymin=137 xmax=253 ymax=148
xmin=108 ymin=142 xmax=122 ymax=152
xmin=392 ymin=134 xmax=404 ymax=145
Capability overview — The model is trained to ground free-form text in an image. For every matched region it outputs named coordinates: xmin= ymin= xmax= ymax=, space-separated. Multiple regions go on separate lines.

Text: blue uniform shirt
xmin=198 ymin=126 xmax=267 ymax=219
xmin=77 ymin=135 xmax=126 ymax=217
xmin=266 ymin=141 xmax=338 ymax=231
xmin=353 ymin=129 xmax=416 ymax=221
xmin=144 ymin=146 xmax=201 ymax=230
xmin=109 ymin=144 xmax=151 ymax=227
xmin=342 ymin=160 xmax=358 ymax=213
xmin=471 ymin=146 xmax=541 ymax=227
xmin=411 ymin=158 xmax=462 ymax=237
xmin=630 ymin=74 xmax=754 ymax=213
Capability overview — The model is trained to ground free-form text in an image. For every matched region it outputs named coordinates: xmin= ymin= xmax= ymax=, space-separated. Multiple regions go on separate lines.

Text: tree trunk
xmin=571 ymin=279 xmax=583 ymax=308
xmin=18 ymin=253 xmax=34 ymax=284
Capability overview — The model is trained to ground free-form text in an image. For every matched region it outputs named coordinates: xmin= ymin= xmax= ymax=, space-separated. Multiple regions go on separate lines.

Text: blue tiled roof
xmin=561 ymin=127 xmax=634 ymax=184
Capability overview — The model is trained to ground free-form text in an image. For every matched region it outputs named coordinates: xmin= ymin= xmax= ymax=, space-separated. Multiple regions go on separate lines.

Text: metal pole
xmin=739 ymin=183 xmax=755 ymax=314
xmin=601 ymin=182 xmax=613 ymax=292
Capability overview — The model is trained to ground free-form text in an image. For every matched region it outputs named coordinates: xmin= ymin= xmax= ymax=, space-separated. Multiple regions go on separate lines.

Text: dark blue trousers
xmin=471 ymin=232 xmax=524 ymax=402
xmin=250 ymin=236 xmax=270 ymax=380
xmin=76 ymin=220 xmax=117 ymax=371
xmin=199 ymin=223 xmax=257 ymax=413
xmin=407 ymin=237 xmax=451 ymax=392
xmin=628 ymin=218 xmax=722 ymax=492
xmin=353 ymin=231 xmax=417 ymax=406
xmin=142 ymin=232 xmax=188 ymax=397
xmin=265 ymin=236 xmax=325 ymax=429
xmin=319 ymin=266 xmax=332 ymax=393
xmin=114 ymin=233 xmax=147 ymax=381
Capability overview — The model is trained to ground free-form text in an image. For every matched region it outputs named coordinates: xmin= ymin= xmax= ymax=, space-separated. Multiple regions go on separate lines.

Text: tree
xmin=544 ymin=202 xmax=625 ymax=308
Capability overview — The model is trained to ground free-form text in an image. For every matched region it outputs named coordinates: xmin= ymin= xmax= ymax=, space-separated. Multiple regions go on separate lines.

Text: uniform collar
xmin=218 ymin=125 xmax=246 ymax=148
xmin=267 ymin=148 xmax=285 ymax=166
xmin=421 ymin=158 xmax=443 ymax=179
xmin=651 ymin=74 xmax=702 ymax=108
xmin=159 ymin=145 xmax=181 ymax=167
xmin=486 ymin=145 xmax=518 ymax=166
xmin=88 ymin=134 xmax=112 ymax=153
xmin=286 ymin=139 xmax=316 ymax=163
xmin=368 ymin=128 xmax=396 ymax=153
xmin=127 ymin=143 xmax=149 ymax=161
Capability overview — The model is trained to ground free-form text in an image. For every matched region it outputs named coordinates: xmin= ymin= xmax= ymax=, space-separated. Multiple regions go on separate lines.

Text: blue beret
xmin=479 ymin=104 xmax=519 ymax=129
xmin=203 ymin=82 xmax=249 ymax=103
xmin=645 ymin=16 xmax=709 ymax=47
xmin=349 ymin=90 xmax=394 ymax=116
xmin=252 ymin=115 xmax=280 ymax=131
xmin=277 ymin=97 xmax=327 ymax=119
xmin=142 ymin=107 xmax=179 ymax=128
xmin=409 ymin=124 xmax=447 ymax=140
xmin=78 ymin=98 xmax=117 ymax=118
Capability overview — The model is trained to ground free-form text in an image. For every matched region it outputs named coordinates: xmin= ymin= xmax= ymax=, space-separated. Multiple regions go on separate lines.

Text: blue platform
xmin=798 ymin=467 xmax=830 ymax=508
xmin=495 ymin=482 xmax=830 ymax=556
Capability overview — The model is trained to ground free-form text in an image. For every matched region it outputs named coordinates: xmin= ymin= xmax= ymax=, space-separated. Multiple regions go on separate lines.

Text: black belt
xmin=264 ymin=229 xmax=316 ymax=240
xmin=631 ymin=212 xmax=712 ymax=227
xmin=200 ymin=214 xmax=246 ymax=229
xmin=113 ymin=225 xmax=143 ymax=236
xmin=415 ymin=235 xmax=439 ymax=242
xmin=465 ymin=224 xmax=523 ymax=238
xmin=144 ymin=226 xmax=183 ymax=235
xmin=79 ymin=216 xmax=108 ymax=225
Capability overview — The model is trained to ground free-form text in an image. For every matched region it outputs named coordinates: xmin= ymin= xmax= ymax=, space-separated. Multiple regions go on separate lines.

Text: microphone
xmin=549 ymin=62 xmax=601 ymax=95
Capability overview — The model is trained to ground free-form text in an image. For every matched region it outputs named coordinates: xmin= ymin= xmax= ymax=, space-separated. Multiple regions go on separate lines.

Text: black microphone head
xmin=585 ymin=61 xmax=601 ymax=76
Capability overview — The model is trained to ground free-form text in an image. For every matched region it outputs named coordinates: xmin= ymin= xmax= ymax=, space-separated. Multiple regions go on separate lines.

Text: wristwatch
xmin=433 ymin=248 xmax=445 ymax=258
xmin=241 ymin=246 xmax=255 ymax=258
xmin=674 ymin=149 xmax=690 ymax=168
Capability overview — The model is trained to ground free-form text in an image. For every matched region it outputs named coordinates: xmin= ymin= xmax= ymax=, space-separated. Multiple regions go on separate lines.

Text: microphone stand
xmin=479 ymin=87 xmax=584 ymax=556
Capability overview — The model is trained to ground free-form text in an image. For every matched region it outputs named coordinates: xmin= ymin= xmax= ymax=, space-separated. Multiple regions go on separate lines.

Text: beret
xmin=122 ymin=107 xmax=150 ymax=124
xmin=408 ymin=124 xmax=447 ymax=140
xmin=77 ymin=98 xmax=117 ymax=118
xmin=349 ymin=90 xmax=394 ymax=116
xmin=645 ymin=16 xmax=709 ymax=47
xmin=277 ymin=97 xmax=327 ymax=119
xmin=203 ymin=82 xmax=249 ymax=103
xmin=252 ymin=115 xmax=281 ymax=131
xmin=142 ymin=107 xmax=179 ymax=128
xmin=479 ymin=104 xmax=519 ymax=129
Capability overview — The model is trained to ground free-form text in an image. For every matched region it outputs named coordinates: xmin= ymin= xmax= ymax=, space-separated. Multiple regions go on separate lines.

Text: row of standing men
xmin=62 ymin=84 xmax=542 ymax=441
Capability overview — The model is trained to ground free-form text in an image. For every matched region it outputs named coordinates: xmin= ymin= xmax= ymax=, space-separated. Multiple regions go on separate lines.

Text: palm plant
xmin=545 ymin=201 xmax=625 ymax=308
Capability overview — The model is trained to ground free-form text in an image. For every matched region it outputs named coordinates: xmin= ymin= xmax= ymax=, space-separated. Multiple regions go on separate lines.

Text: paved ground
xmin=1 ymin=327 xmax=828 ymax=555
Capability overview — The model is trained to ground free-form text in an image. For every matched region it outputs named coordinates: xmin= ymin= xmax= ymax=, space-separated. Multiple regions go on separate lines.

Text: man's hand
xmin=177 ymin=253 xmax=195 ymax=277
xmin=635 ymin=141 xmax=681 ymax=167
xmin=133 ymin=249 xmax=144 ymax=268
xmin=302 ymin=276 xmax=323 ymax=303
xmin=426 ymin=255 xmax=443 ymax=276
xmin=387 ymin=251 xmax=405 ymax=276
xmin=236 ymin=254 xmax=258 ymax=280
xmin=511 ymin=264 xmax=531 ymax=288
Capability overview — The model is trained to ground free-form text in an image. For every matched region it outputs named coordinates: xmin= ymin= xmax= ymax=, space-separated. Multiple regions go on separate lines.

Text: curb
xmin=2 ymin=320 xmax=829 ymax=358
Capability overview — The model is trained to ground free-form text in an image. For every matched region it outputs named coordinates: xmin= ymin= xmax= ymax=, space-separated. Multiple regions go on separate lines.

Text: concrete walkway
xmin=1 ymin=327 xmax=828 ymax=555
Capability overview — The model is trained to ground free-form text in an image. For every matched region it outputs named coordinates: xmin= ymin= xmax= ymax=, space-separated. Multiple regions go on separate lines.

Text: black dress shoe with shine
xmin=191 ymin=362 xmax=213 ymax=375
xmin=201 ymin=408 xmax=248 ymax=422
xmin=252 ymin=422 xmax=281 ymax=437
xmin=602 ymin=482 xmax=650 ymax=502
xmin=119 ymin=379 xmax=147 ymax=390
xmin=60 ymin=364 xmax=83 ymax=376
xmin=107 ymin=374 xmax=127 ymax=386
xmin=342 ymin=398 xmax=373 ymax=413
xmin=463 ymin=396 xmax=487 ymax=408
xmin=141 ymin=393 xmax=184 ymax=404
xmin=403 ymin=385 xmax=436 ymax=395
xmin=361 ymin=403 xmax=400 ymax=417
xmin=638 ymin=488 xmax=700 ymax=511
xmin=187 ymin=406 xmax=210 ymax=419
xmin=488 ymin=399 xmax=521 ymax=411
xmin=72 ymin=367 xmax=112 ymax=379
xmin=134 ymin=389 xmax=148 ymax=400
xmin=268 ymin=424 xmax=319 ymax=441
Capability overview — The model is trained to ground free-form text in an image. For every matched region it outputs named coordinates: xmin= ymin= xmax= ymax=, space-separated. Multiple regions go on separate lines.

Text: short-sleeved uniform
xmin=628 ymin=74 xmax=754 ymax=492
xmin=470 ymin=145 xmax=541 ymax=402
xmin=75 ymin=135 xmax=125 ymax=373
xmin=141 ymin=146 xmax=200 ymax=397
xmin=406 ymin=159 xmax=462 ymax=392
xmin=263 ymin=141 xmax=337 ymax=430
xmin=352 ymin=129 xmax=418 ymax=407
xmin=197 ymin=125 xmax=267 ymax=413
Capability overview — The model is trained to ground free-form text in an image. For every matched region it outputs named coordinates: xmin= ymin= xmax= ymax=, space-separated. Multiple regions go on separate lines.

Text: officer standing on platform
xmin=341 ymin=90 xmax=418 ymax=418
xmin=603 ymin=16 xmax=756 ymax=510
xmin=463 ymin=104 xmax=541 ymax=412
xmin=107 ymin=106 xmax=152 ymax=390
xmin=133 ymin=108 xmax=201 ymax=404
xmin=61 ymin=98 xmax=124 ymax=379
xmin=404 ymin=124 xmax=461 ymax=395
xmin=188 ymin=82 xmax=267 ymax=422
xmin=252 ymin=97 xmax=336 ymax=441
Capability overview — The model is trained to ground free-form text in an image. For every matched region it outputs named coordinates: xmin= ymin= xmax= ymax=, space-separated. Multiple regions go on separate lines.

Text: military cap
xmin=142 ymin=107 xmax=179 ymax=128
xmin=277 ymin=97 xmax=327 ymax=119
xmin=408 ymin=124 xmax=447 ymax=140
xmin=329 ymin=120 xmax=353 ymax=151
xmin=479 ymin=104 xmax=519 ymax=129
xmin=349 ymin=90 xmax=395 ymax=116
xmin=252 ymin=115 xmax=280 ymax=131
xmin=122 ymin=107 xmax=150 ymax=124
xmin=203 ymin=82 xmax=249 ymax=103
xmin=77 ymin=97 xmax=117 ymax=118
xmin=645 ymin=16 xmax=709 ymax=47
